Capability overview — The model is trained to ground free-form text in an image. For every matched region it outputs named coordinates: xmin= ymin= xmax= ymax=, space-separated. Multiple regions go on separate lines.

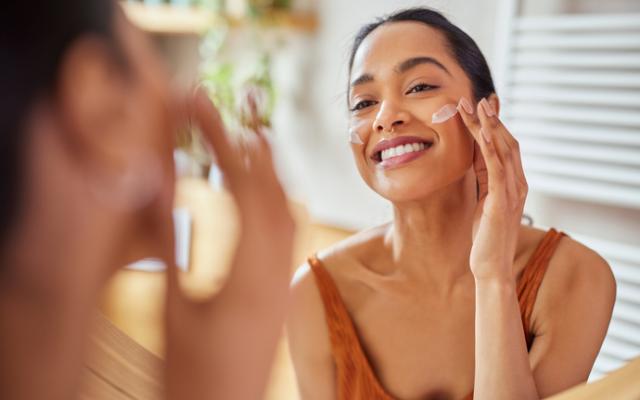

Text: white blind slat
xmin=514 ymin=33 xmax=640 ymax=50
xmin=512 ymin=51 xmax=640 ymax=69
xmin=504 ymin=103 xmax=640 ymax=128
xmin=510 ymin=68 xmax=640 ymax=88
xmin=517 ymin=137 xmax=640 ymax=167
xmin=509 ymin=120 xmax=640 ymax=146
xmin=516 ymin=14 xmax=640 ymax=32
xmin=612 ymin=301 xmax=640 ymax=326
xmin=522 ymin=155 xmax=640 ymax=187
xmin=607 ymin=320 xmax=640 ymax=345
xmin=506 ymin=86 xmax=640 ymax=108
xmin=599 ymin=336 xmax=640 ymax=361
xmin=525 ymin=173 xmax=640 ymax=208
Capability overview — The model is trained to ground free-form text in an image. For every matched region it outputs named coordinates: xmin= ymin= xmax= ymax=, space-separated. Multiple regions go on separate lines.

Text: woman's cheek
xmin=445 ymin=117 xmax=475 ymax=169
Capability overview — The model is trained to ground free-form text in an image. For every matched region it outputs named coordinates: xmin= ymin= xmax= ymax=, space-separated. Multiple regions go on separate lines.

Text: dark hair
xmin=0 ymin=0 xmax=119 ymax=246
xmin=348 ymin=7 xmax=496 ymax=103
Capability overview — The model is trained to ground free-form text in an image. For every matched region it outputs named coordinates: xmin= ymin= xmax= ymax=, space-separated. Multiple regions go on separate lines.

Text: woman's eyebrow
xmin=350 ymin=74 xmax=374 ymax=88
xmin=396 ymin=56 xmax=451 ymax=76
xmin=350 ymin=56 xmax=451 ymax=89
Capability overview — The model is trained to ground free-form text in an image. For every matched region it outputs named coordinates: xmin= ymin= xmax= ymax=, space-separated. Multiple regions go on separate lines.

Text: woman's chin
xmin=374 ymin=181 xmax=442 ymax=204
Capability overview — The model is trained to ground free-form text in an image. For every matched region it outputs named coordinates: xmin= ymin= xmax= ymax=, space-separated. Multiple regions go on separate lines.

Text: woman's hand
xmin=457 ymin=97 xmax=528 ymax=282
xmin=164 ymin=88 xmax=295 ymax=400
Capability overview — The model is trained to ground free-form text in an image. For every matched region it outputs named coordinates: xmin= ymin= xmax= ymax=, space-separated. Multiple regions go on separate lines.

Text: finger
xmin=192 ymin=88 xmax=240 ymax=176
xmin=458 ymin=97 xmax=505 ymax=197
xmin=477 ymin=98 xmax=526 ymax=205
xmin=473 ymin=142 xmax=488 ymax=200
xmin=476 ymin=97 xmax=526 ymax=188
xmin=456 ymin=97 xmax=482 ymax=142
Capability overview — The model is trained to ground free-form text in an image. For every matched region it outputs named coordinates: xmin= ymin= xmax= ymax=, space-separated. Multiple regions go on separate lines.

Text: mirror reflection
xmin=1 ymin=0 xmax=639 ymax=399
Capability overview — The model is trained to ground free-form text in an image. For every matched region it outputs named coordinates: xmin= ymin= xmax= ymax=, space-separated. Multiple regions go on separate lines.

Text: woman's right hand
xmin=164 ymin=88 xmax=295 ymax=400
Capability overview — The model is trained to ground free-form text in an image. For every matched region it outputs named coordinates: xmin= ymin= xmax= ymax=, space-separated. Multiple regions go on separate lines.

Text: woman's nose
xmin=373 ymin=101 xmax=409 ymax=134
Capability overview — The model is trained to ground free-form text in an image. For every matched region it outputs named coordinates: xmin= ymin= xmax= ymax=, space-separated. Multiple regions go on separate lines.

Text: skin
xmin=0 ymin=6 xmax=294 ymax=400
xmin=287 ymin=21 xmax=616 ymax=400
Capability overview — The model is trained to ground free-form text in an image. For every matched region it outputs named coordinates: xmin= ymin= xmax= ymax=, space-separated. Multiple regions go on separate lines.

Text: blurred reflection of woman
xmin=0 ymin=1 xmax=294 ymax=399
xmin=288 ymin=8 xmax=616 ymax=400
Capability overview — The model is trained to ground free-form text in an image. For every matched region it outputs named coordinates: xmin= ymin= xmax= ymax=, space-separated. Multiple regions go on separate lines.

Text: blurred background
xmin=95 ymin=0 xmax=640 ymax=398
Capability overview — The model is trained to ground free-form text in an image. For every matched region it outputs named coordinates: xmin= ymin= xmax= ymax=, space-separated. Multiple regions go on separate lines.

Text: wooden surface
xmin=80 ymin=314 xmax=163 ymax=399
xmin=549 ymin=357 xmax=640 ymax=400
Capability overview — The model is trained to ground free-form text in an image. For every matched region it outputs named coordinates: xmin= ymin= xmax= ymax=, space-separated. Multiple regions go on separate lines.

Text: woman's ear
xmin=55 ymin=36 xmax=163 ymax=213
xmin=487 ymin=93 xmax=500 ymax=117
xmin=56 ymin=35 xmax=129 ymax=169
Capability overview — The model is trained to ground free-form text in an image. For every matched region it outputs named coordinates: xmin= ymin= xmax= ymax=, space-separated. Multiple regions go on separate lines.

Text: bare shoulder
xmin=518 ymin=225 xmax=615 ymax=288
xmin=545 ymin=230 xmax=616 ymax=298
xmin=294 ymin=223 xmax=389 ymax=285
xmin=531 ymin=227 xmax=616 ymax=331
xmin=287 ymin=223 xmax=388 ymax=354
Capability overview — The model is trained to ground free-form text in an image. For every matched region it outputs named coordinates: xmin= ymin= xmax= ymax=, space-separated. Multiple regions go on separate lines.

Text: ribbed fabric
xmin=309 ymin=228 xmax=566 ymax=400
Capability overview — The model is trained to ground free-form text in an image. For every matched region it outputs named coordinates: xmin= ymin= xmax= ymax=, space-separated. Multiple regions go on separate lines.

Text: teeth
xmin=380 ymin=142 xmax=428 ymax=162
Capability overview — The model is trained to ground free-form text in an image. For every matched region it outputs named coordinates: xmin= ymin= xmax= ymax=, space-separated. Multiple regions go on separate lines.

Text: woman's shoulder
xmin=524 ymin=225 xmax=616 ymax=329
xmin=518 ymin=225 xmax=609 ymax=269
xmin=293 ymin=223 xmax=389 ymax=286
xmin=519 ymin=225 xmax=613 ymax=283
xmin=287 ymin=224 xmax=389 ymax=366
xmin=289 ymin=223 xmax=388 ymax=319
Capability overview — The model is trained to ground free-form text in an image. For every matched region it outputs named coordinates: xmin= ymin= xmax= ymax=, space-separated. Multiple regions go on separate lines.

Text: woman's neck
xmin=385 ymin=171 xmax=477 ymax=292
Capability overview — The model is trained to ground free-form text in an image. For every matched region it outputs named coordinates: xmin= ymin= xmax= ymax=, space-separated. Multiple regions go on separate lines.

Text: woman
xmin=287 ymin=8 xmax=616 ymax=400
xmin=0 ymin=1 xmax=294 ymax=399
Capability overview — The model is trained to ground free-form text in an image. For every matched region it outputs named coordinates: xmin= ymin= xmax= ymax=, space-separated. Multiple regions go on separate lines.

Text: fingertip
xmin=456 ymin=100 xmax=468 ymax=119
xmin=479 ymin=98 xmax=496 ymax=118
xmin=458 ymin=97 xmax=474 ymax=114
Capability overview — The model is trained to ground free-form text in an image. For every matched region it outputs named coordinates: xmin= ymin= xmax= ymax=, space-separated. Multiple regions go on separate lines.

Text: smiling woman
xmin=287 ymin=7 xmax=616 ymax=400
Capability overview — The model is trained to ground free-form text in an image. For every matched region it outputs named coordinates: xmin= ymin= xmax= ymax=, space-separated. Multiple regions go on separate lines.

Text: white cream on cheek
xmin=348 ymin=117 xmax=369 ymax=145
xmin=431 ymin=103 xmax=459 ymax=124
xmin=349 ymin=128 xmax=364 ymax=144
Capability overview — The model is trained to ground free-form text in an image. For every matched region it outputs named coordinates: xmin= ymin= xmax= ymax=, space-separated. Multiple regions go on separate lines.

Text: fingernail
xmin=480 ymin=128 xmax=491 ymax=143
xmin=458 ymin=97 xmax=474 ymax=114
xmin=480 ymin=98 xmax=496 ymax=117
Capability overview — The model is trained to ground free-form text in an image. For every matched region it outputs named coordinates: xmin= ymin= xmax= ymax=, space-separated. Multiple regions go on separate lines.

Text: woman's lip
xmin=377 ymin=145 xmax=431 ymax=169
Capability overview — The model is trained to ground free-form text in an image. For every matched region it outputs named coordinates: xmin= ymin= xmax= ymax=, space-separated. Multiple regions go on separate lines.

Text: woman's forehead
xmin=351 ymin=21 xmax=452 ymax=75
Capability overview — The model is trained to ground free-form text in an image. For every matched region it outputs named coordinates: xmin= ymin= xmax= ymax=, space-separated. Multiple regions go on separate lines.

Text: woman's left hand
xmin=456 ymin=97 xmax=528 ymax=282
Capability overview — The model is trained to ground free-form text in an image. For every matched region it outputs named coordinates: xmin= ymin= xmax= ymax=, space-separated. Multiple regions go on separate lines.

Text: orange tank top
xmin=308 ymin=228 xmax=566 ymax=400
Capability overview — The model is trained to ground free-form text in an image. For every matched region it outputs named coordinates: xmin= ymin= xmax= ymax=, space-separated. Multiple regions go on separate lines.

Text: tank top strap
xmin=516 ymin=228 xmax=567 ymax=349
xmin=308 ymin=255 xmax=363 ymax=356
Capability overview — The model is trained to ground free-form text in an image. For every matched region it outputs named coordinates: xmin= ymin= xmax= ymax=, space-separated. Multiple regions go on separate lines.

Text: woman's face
xmin=348 ymin=21 xmax=476 ymax=203
xmin=110 ymin=13 xmax=179 ymax=260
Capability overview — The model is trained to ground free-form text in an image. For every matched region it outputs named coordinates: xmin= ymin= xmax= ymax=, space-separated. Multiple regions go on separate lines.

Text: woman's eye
xmin=406 ymin=83 xmax=437 ymax=94
xmin=350 ymin=100 xmax=377 ymax=112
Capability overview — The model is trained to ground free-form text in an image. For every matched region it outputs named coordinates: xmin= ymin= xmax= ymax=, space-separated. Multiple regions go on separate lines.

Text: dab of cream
xmin=349 ymin=129 xmax=364 ymax=144
xmin=431 ymin=103 xmax=459 ymax=124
